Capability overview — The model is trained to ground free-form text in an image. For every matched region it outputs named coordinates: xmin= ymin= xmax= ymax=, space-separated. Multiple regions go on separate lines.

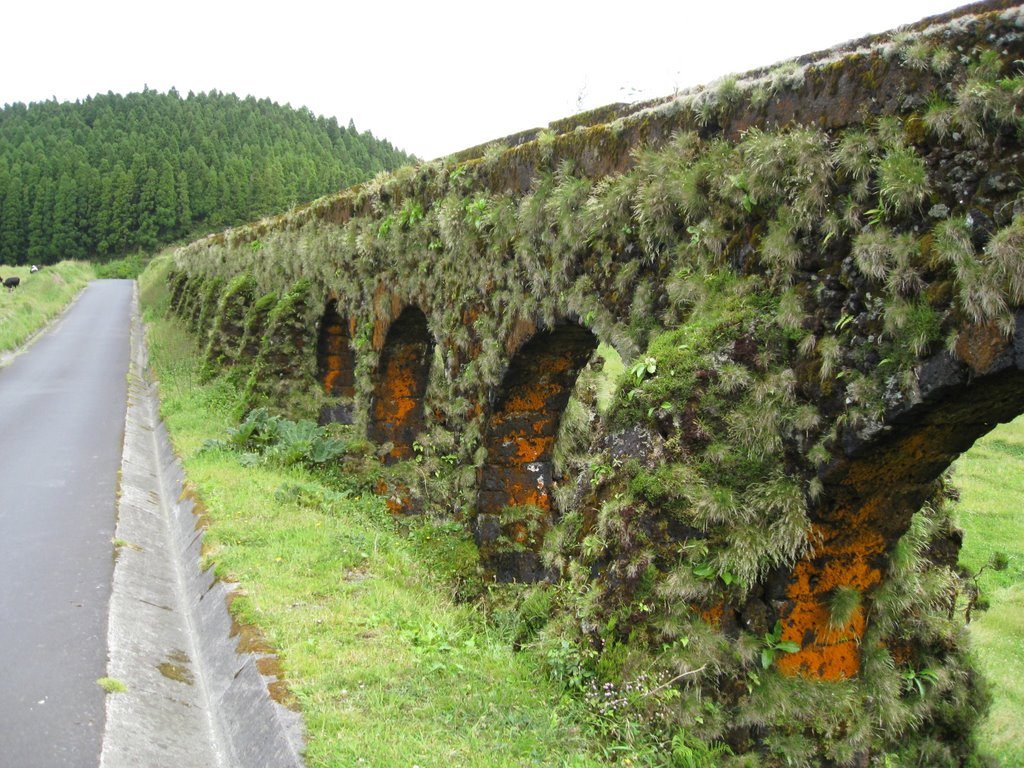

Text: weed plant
xmin=94 ymin=252 xmax=150 ymax=279
xmin=209 ymin=406 xmax=349 ymax=467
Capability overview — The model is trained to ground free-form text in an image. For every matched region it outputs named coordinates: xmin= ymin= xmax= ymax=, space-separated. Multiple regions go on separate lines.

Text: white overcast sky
xmin=3 ymin=0 xmax=964 ymax=160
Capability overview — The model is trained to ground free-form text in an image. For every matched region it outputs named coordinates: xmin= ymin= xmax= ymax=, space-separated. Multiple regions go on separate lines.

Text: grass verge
xmin=953 ymin=415 xmax=1024 ymax=768
xmin=94 ymin=252 xmax=151 ymax=279
xmin=0 ymin=261 xmax=96 ymax=354
xmin=139 ymin=257 xmax=615 ymax=767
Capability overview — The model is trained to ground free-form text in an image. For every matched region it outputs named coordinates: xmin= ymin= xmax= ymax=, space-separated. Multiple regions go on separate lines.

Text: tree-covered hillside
xmin=0 ymin=89 xmax=413 ymax=264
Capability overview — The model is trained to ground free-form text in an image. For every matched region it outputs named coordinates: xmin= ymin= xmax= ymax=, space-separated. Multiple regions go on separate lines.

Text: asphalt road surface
xmin=0 ymin=280 xmax=132 ymax=768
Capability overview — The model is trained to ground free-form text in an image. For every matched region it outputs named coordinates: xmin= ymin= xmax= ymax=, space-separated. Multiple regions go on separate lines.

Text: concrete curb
xmin=100 ymin=284 xmax=305 ymax=768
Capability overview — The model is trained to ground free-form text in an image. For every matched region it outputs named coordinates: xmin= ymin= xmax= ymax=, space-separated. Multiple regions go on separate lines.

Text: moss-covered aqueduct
xmin=169 ymin=2 xmax=1024 ymax=763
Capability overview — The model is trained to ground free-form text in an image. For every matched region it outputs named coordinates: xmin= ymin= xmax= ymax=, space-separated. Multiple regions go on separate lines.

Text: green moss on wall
xmin=243 ymin=278 xmax=320 ymax=414
xmin=202 ymin=273 xmax=257 ymax=378
xmin=163 ymin=12 xmax=1024 ymax=763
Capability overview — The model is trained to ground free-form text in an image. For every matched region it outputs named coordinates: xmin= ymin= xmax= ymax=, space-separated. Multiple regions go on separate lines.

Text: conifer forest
xmin=0 ymin=89 xmax=412 ymax=264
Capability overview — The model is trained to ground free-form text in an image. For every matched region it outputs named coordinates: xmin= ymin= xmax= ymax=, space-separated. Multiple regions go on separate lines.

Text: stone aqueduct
xmin=168 ymin=1 xmax=1024 ymax=760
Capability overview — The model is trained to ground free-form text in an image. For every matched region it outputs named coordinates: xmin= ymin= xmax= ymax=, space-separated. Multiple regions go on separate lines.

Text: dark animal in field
xmin=2 ymin=276 xmax=20 ymax=292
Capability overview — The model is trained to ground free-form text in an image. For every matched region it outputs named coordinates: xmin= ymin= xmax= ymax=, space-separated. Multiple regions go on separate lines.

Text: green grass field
xmin=952 ymin=415 xmax=1024 ymax=767
xmin=0 ymin=262 xmax=95 ymax=354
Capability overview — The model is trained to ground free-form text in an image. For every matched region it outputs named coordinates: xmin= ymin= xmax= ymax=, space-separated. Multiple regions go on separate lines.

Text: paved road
xmin=0 ymin=280 xmax=132 ymax=768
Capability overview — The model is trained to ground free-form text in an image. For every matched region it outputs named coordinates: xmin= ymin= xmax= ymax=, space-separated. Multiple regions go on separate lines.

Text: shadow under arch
xmin=778 ymin=318 xmax=1024 ymax=680
xmin=367 ymin=306 xmax=435 ymax=463
xmin=316 ymin=299 xmax=356 ymax=424
xmin=476 ymin=320 xmax=598 ymax=581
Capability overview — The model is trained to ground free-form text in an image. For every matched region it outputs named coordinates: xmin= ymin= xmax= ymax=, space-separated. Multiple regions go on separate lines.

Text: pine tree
xmin=51 ymin=172 xmax=81 ymax=259
xmin=27 ymin=177 xmax=54 ymax=262
xmin=0 ymin=167 xmax=25 ymax=263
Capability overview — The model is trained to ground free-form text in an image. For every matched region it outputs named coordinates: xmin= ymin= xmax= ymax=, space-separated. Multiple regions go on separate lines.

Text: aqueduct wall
xmin=168 ymin=2 xmax=1024 ymax=762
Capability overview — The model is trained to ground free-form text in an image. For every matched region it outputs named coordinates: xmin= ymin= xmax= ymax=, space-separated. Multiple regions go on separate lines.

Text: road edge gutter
xmin=100 ymin=282 xmax=306 ymax=768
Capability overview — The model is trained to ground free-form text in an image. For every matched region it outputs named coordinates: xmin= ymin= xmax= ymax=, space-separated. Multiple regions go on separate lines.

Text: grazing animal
xmin=2 ymin=276 xmax=20 ymax=292
xmin=29 ymin=265 xmax=39 ymax=273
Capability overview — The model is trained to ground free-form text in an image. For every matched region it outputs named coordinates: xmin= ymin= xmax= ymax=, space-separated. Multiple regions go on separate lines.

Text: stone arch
xmin=778 ymin=318 xmax=1024 ymax=680
xmin=367 ymin=306 xmax=435 ymax=463
xmin=316 ymin=299 xmax=356 ymax=424
xmin=476 ymin=321 xmax=598 ymax=581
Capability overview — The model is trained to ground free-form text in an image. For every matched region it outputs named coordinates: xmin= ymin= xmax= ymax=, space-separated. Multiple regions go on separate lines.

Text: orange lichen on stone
xmin=372 ymin=349 xmax=424 ymax=460
xmin=778 ymin=358 xmax=1024 ymax=681
xmin=499 ymin=472 xmax=550 ymax=510
xmin=374 ymin=478 xmax=415 ymax=513
xmin=956 ymin=321 xmax=1011 ymax=375
xmin=840 ymin=429 xmax=936 ymax=492
xmin=477 ymin=324 xmax=597 ymax=557
xmin=374 ymin=354 xmax=420 ymax=421
xmin=505 ymin=436 xmax=552 ymax=464
xmin=777 ymin=512 xmax=885 ymax=680
xmin=502 ymin=381 xmax=566 ymax=421
xmin=323 ymin=369 xmax=342 ymax=394
xmin=317 ymin=304 xmax=355 ymax=397
xmin=509 ymin=521 xmax=531 ymax=544
xmin=697 ymin=601 xmax=725 ymax=629
xmin=368 ymin=307 xmax=434 ymax=463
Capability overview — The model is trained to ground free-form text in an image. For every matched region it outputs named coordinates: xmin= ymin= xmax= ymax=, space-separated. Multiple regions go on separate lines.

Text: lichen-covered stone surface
xmin=476 ymin=322 xmax=597 ymax=582
xmin=243 ymin=279 xmax=318 ymax=407
xmin=236 ymin=291 xmax=278 ymax=371
xmin=202 ymin=273 xmax=257 ymax=375
xmin=367 ymin=306 xmax=434 ymax=462
xmin=168 ymin=3 xmax=1024 ymax=763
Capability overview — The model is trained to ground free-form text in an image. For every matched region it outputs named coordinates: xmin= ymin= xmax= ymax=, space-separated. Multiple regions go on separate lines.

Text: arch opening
xmin=778 ymin=344 xmax=1024 ymax=681
xmin=476 ymin=322 xmax=598 ymax=582
xmin=948 ymin=413 xmax=1024 ymax=761
xmin=367 ymin=306 xmax=434 ymax=463
xmin=316 ymin=300 xmax=356 ymax=424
